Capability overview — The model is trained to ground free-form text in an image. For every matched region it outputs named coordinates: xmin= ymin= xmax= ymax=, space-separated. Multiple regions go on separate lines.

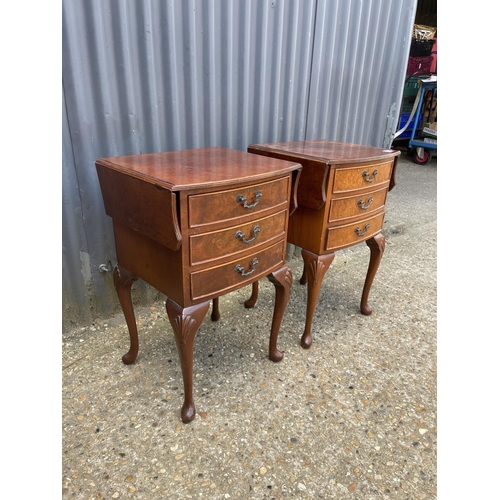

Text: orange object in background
xmin=430 ymin=38 xmax=437 ymax=73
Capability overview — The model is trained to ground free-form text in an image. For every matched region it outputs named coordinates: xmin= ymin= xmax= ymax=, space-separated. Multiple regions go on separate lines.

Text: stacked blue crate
xmin=397 ymin=112 xmax=422 ymax=139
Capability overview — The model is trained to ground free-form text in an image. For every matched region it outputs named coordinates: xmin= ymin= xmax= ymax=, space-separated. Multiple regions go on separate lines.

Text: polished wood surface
xmin=248 ymin=139 xmax=400 ymax=164
xmin=96 ymin=147 xmax=301 ymax=422
xmin=97 ymin=146 xmax=300 ymax=190
xmin=247 ymin=140 xmax=400 ymax=348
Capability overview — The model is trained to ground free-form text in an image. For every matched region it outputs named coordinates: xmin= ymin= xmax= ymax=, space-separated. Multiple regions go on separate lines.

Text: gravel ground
xmin=62 ymin=154 xmax=437 ymax=499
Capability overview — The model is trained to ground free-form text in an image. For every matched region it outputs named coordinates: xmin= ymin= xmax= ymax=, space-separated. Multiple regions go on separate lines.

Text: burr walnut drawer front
xmin=328 ymin=185 xmax=388 ymax=223
xmin=190 ymin=240 xmax=285 ymax=301
xmin=189 ymin=210 xmax=287 ymax=266
xmin=325 ymin=212 xmax=385 ymax=252
xmin=332 ymin=160 xmax=393 ymax=193
xmin=188 ymin=176 xmax=290 ymax=228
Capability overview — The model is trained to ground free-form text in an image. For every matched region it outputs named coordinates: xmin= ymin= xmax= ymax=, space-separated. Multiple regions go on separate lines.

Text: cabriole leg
xmin=113 ymin=264 xmax=139 ymax=365
xmin=166 ymin=299 xmax=210 ymax=423
xmin=266 ymin=266 xmax=293 ymax=362
xmin=211 ymin=297 xmax=220 ymax=321
xmin=244 ymin=281 xmax=259 ymax=309
xmin=360 ymin=233 xmax=385 ymax=315
xmin=300 ymin=250 xmax=335 ymax=349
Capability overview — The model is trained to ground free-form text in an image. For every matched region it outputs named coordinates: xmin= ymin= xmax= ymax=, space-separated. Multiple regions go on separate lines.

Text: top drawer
xmin=188 ymin=176 xmax=290 ymax=228
xmin=332 ymin=160 xmax=393 ymax=194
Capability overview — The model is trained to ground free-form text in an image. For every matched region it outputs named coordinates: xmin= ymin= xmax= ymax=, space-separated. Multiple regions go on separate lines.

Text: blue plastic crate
xmin=397 ymin=112 xmax=421 ymax=139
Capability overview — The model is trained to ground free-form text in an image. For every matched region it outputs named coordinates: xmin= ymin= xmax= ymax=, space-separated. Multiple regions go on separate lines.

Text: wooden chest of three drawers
xmin=247 ymin=140 xmax=400 ymax=349
xmin=96 ymin=147 xmax=301 ymax=422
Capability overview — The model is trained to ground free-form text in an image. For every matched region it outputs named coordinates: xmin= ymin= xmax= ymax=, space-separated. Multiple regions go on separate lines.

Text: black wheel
xmin=413 ymin=148 xmax=432 ymax=165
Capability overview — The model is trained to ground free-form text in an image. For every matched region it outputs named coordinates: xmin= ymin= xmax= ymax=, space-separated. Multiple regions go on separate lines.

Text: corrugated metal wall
xmin=307 ymin=0 xmax=416 ymax=145
xmin=62 ymin=0 xmax=417 ymax=329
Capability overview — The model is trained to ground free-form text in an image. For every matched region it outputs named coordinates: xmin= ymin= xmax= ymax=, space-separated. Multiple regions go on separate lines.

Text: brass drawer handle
xmin=362 ymin=169 xmax=378 ymax=183
xmin=235 ymin=225 xmax=260 ymax=244
xmin=357 ymin=196 xmax=373 ymax=210
xmin=234 ymin=258 xmax=259 ymax=277
xmin=354 ymin=223 xmax=370 ymax=237
xmin=236 ymin=190 xmax=262 ymax=209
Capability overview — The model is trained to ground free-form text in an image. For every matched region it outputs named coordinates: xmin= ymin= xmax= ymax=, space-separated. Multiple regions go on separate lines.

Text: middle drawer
xmin=189 ymin=210 xmax=287 ymax=265
xmin=328 ymin=185 xmax=388 ymax=223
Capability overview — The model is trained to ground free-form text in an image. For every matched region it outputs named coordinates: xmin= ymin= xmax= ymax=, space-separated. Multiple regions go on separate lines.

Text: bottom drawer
xmin=190 ymin=240 xmax=285 ymax=301
xmin=325 ymin=213 xmax=385 ymax=252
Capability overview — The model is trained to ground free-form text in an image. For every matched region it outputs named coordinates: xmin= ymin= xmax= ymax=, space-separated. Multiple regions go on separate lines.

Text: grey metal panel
xmin=62 ymin=86 xmax=94 ymax=326
xmin=62 ymin=0 xmax=317 ymax=327
xmin=306 ymin=0 xmax=417 ymax=147
xmin=62 ymin=0 xmax=416 ymax=326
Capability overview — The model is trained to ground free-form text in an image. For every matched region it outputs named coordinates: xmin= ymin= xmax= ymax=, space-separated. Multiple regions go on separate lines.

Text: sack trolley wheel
xmin=413 ymin=147 xmax=432 ymax=165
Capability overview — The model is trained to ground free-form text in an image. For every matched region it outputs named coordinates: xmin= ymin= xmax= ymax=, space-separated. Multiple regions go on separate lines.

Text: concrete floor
xmin=62 ymin=152 xmax=437 ymax=499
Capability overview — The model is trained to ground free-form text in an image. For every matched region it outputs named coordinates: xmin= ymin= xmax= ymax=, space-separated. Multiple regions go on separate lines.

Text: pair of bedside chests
xmin=96 ymin=140 xmax=400 ymax=422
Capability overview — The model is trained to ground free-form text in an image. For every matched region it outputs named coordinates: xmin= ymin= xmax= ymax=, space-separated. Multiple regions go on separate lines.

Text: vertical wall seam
xmin=303 ymin=0 xmax=319 ymax=141
xmin=62 ymin=78 xmax=90 ymax=255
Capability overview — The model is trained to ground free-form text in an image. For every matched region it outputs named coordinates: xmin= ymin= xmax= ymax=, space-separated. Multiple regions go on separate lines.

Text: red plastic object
xmin=406 ymin=56 xmax=433 ymax=76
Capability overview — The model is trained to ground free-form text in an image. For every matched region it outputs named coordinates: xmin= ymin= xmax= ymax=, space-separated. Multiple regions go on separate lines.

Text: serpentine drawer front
xmin=188 ymin=176 xmax=290 ymax=227
xmin=190 ymin=240 xmax=286 ymax=301
xmin=325 ymin=212 xmax=385 ymax=252
xmin=189 ymin=210 xmax=287 ymax=265
xmin=328 ymin=185 xmax=387 ymax=223
xmin=331 ymin=160 xmax=393 ymax=192
xmin=95 ymin=147 xmax=301 ymax=423
xmin=247 ymin=140 xmax=400 ymax=349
